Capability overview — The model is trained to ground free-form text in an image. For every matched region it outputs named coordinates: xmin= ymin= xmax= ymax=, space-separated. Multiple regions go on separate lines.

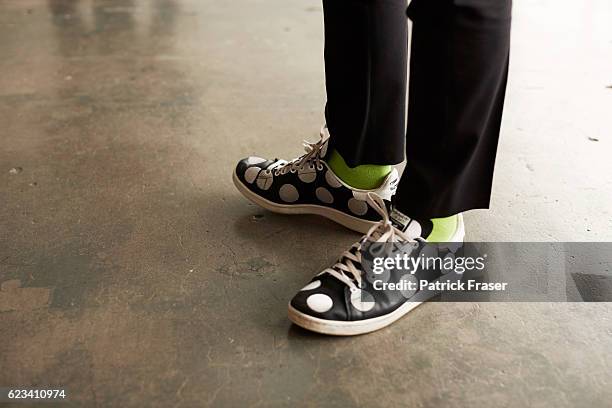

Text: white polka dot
xmin=256 ymin=173 xmax=273 ymax=190
xmin=244 ymin=167 xmax=260 ymax=184
xmin=325 ymin=170 xmax=342 ymax=188
xmin=348 ymin=198 xmax=368 ymax=216
xmin=279 ymin=184 xmax=299 ymax=202
xmin=300 ymin=280 xmax=321 ymax=291
xmin=298 ymin=165 xmax=317 ymax=183
xmin=245 ymin=156 xmax=266 ymax=165
xmin=399 ymin=274 xmax=418 ymax=299
xmin=366 ymin=264 xmax=390 ymax=285
xmin=306 ymin=293 xmax=333 ymax=313
xmin=315 ymin=187 xmax=334 ymax=204
xmin=350 ymin=289 xmax=375 ymax=312
xmin=419 ymin=244 xmax=438 ymax=260
xmin=405 ymin=220 xmax=422 ymax=238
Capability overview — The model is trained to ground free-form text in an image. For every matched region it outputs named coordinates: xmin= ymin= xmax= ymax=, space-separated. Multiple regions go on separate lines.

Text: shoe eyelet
xmin=290 ymin=169 xmax=297 ymax=174
xmin=317 ymin=164 xmax=324 ymax=171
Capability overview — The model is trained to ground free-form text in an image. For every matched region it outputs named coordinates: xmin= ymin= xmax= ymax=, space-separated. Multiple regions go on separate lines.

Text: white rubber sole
xmin=288 ymin=280 xmax=443 ymax=336
xmin=288 ymin=219 xmax=466 ymax=336
xmin=288 ymin=301 xmax=424 ymax=336
xmin=232 ymin=170 xmax=377 ymax=234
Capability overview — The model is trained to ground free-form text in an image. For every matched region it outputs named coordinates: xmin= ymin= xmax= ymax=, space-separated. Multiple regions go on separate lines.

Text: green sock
xmin=428 ymin=215 xmax=459 ymax=242
xmin=327 ymin=150 xmax=392 ymax=190
xmin=328 ymin=149 xmax=459 ymax=241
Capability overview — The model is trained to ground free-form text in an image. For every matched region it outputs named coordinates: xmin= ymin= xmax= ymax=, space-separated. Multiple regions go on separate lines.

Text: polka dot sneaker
xmin=288 ymin=193 xmax=465 ymax=336
xmin=232 ymin=127 xmax=399 ymax=234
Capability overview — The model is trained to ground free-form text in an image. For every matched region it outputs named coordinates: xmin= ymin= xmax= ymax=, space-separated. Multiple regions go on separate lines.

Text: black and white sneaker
xmin=288 ymin=193 xmax=465 ymax=336
xmin=232 ymin=127 xmax=399 ymax=234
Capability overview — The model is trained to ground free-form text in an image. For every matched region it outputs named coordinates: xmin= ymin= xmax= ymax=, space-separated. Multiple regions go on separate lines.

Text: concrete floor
xmin=1 ymin=0 xmax=611 ymax=406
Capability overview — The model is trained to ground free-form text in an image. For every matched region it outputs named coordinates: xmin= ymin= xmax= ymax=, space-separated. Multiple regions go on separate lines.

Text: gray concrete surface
xmin=1 ymin=0 xmax=611 ymax=406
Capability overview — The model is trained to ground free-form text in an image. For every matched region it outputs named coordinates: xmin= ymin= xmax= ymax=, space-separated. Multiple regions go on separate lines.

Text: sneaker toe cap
xmin=235 ymin=157 xmax=275 ymax=183
xmin=290 ymin=276 xmax=350 ymax=321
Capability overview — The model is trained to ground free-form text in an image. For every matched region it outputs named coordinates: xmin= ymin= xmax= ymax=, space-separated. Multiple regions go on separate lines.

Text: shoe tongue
xmin=388 ymin=203 xmax=433 ymax=240
xmin=319 ymin=138 xmax=329 ymax=158
xmin=319 ymin=126 xmax=331 ymax=158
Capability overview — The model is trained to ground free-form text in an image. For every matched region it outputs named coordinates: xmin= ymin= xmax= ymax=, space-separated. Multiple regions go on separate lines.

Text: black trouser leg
xmin=322 ymin=0 xmax=408 ymax=166
xmin=395 ymin=0 xmax=512 ymax=219
xmin=324 ymin=0 xmax=512 ymax=219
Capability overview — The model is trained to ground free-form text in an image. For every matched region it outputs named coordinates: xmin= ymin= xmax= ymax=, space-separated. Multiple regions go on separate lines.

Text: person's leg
xmin=288 ymin=0 xmax=513 ymax=335
xmin=394 ymin=0 xmax=512 ymax=220
xmin=233 ymin=0 xmax=408 ymax=233
xmin=323 ymin=0 xmax=408 ymax=188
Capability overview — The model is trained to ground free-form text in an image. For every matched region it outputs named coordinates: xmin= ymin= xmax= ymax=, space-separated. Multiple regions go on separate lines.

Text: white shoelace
xmin=321 ymin=193 xmax=420 ymax=292
xmin=270 ymin=126 xmax=330 ymax=177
